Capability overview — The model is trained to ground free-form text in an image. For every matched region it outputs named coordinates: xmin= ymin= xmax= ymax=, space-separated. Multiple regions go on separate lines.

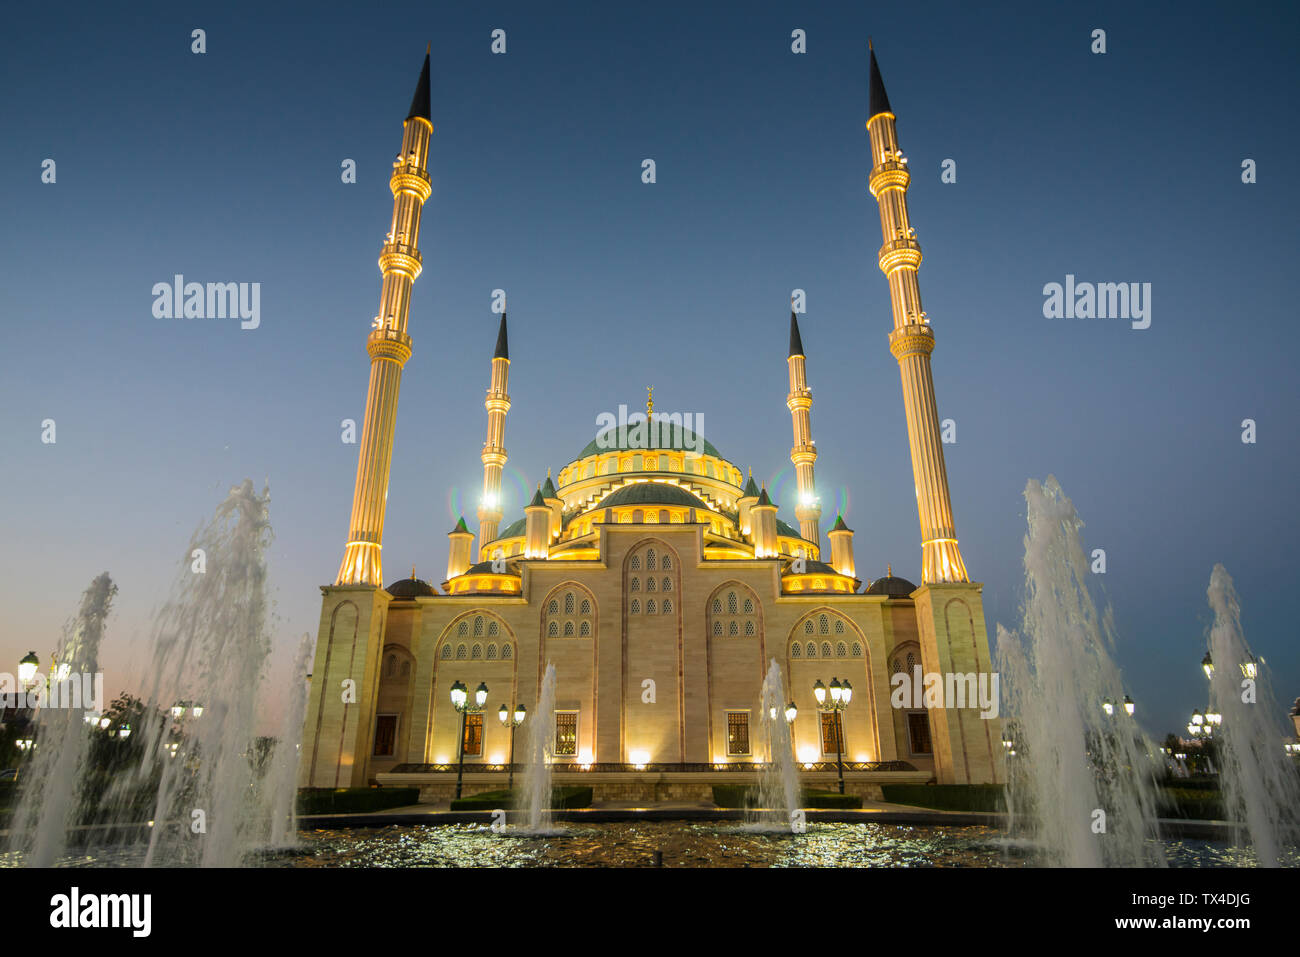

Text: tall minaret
xmin=336 ymin=50 xmax=434 ymax=586
xmin=866 ymin=43 xmax=969 ymax=585
xmin=476 ymin=310 xmax=511 ymax=558
xmin=786 ymin=311 xmax=821 ymax=553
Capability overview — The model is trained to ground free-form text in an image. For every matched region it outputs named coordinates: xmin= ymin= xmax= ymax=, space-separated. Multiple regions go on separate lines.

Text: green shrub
xmin=880 ymin=784 xmax=1007 ymax=812
xmin=710 ymin=785 xmax=862 ymax=809
xmin=448 ymin=785 xmax=592 ymax=811
xmin=1158 ymin=788 xmax=1224 ymax=821
xmin=297 ymin=787 xmax=420 ymax=815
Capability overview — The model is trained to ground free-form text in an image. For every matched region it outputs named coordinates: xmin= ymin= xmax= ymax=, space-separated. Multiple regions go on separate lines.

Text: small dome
xmin=864 ymin=575 xmax=917 ymax=598
xmin=387 ymin=577 xmax=435 ymax=599
xmin=597 ymin=482 xmax=710 ymax=511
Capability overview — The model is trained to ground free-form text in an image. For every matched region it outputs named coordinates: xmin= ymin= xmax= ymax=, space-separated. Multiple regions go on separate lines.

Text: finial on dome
xmin=887 ymin=563 xmax=892 ymax=577
xmin=410 ymin=563 xmax=417 ymax=580
xmin=647 ymin=386 xmax=654 ymax=416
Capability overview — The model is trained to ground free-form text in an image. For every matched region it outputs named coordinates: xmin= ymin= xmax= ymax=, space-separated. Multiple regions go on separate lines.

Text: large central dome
xmin=577 ymin=425 xmax=722 ymax=461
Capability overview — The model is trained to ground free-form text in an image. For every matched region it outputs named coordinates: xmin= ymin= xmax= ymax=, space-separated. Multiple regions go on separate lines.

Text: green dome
xmin=596 ymin=483 xmax=710 ymax=511
xmin=577 ymin=425 xmax=722 ymax=462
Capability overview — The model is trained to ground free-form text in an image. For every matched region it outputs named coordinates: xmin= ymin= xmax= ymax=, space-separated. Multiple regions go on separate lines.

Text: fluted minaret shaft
xmin=786 ymin=313 xmax=820 ymax=552
xmin=336 ymin=55 xmax=434 ymax=586
xmin=866 ymin=48 xmax=969 ymax=584
xmin=477 ymin=313 xmax=510 ymax=557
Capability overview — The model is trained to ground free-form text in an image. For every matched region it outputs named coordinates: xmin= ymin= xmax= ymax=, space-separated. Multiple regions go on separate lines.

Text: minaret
xmin=336 ymin=50 xmax=434 ymax=586
xmin=786 ymin=311 xmax=821 ymax=552
xmin=476 ymin=310 xmax=511 ymax=559
xmin=866 ymin=43 xmax=969 ymax=585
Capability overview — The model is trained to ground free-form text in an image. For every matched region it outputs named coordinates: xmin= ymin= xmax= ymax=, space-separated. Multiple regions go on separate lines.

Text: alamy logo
xmin=890 ymin=666 xmax=1000 ymax=718
xmin=152 ymin=275 xmax=261 ymax=329
xmin=0 ymin=671 xmax=104 ymax=712
xmin=593 ymin=406 xmax=704 ymax=456
xmin=1042 ymin=274 xmax=1150 ymax=329
xmin=50 ymin=887 xmax=151 ymax=937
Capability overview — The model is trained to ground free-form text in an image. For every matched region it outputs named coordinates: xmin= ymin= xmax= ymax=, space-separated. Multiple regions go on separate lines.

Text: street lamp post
xmin=813 ymin=677 xmax=852 ymax=795
xmin=451 ymin=680 xmax=488 ymax=799
xmin=498 ymin=701 xmax=527 ymax=790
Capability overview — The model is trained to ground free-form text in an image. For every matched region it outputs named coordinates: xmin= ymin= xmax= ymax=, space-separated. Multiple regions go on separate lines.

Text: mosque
xmin=299 ymin=45 xmax=1003 ymax=801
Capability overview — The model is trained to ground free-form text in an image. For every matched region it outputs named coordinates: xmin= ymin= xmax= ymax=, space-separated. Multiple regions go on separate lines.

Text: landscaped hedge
xmin=880 ymin=784 xmax=1007 ymax=812
xmin=711 ymin=784 xmax=863 ymax=809
xmin=297 ymin=787 xmax=420 ymax=815
xmin=449 ymin=785 xmax=593 ymax=811
xmin=1159 ymin=788 xmax=1225 ymax=821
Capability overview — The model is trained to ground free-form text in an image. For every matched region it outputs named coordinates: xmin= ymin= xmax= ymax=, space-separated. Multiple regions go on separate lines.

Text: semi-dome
xmin=596 ymin=482 xmax=710 ymax=511
xmin=864 ymin=575 xmax=918 ymax=598
xmin=577 ymin=425 xmax=722 ymax=462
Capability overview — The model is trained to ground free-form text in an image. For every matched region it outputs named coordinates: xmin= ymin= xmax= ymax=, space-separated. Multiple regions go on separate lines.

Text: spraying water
xmin=751 ymin=659 xmax=800 ymax=832
xmin=516 ymin=662 xmax=558 ymax=834
xmin=1205 ymin=564 xmax=1300 ymax=866
xmin=10 ymin=573 xmax=116 ymax=867
xmin=997 ymin=476 xmax=1165 ymax=867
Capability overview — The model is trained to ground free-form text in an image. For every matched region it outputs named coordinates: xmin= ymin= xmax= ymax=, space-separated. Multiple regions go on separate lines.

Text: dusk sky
xmin=2 ymin=0 xmax=1297 ymax=739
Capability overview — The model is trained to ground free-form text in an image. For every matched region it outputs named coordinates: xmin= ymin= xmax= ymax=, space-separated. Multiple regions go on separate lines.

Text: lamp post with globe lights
xmin=813 ymin=677 xmax=852 ymax=794
xmin=451 ymin=680 xmax=488 ymax=799
xmin=498 ymin=701 xmax=526 ymax=789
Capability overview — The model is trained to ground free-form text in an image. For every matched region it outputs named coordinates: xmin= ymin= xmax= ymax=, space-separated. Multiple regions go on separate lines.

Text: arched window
xmin=580 ymin=599 xmax=591 ymax=614
xmin=565 ymin=593 xmax=575 ymax=615
xmin=727 ymin=592 xmax=738 ymax=615
xmin=646 ymin=549 xmax=657 ymax=570
xmin=806 ymin=641 xmax=816 ymax=658
xmin=488 ymin=621 xmax=499 ymax=636
xmin=836 ymin=642 xmax=847 ymax=657
xmin=662 ymin=577 xmax=672 ymax=592
xmin=834 ymin=620 xmax=844 ymax=635
xmin=564 ymin=621 xmax=574 ymax=637
xmin=580 ymin=621 xmax=591 ymax=636
xmin=745 ymin=620 xmax=755 ymax=636
xmin=906 ymin=651 xmax=917 ymax=671
xmin=662 ymin=555 xmax=672 ymax=570
xmin=548 ymin=621 xmax=559 ymax=637
xmin=713 ymin=621 xmax=723 ymax=635
xmin=631 ymin=599 xmax=641 ymax=615
xmin=441 ymin=644 xmax=451 ymax=659
xmin=712 ymin=598 xmax=722 ymax=613
xmin=791 ymin=642 xmax=801 ymax=657
xmin=458 ymin=621 xmax=469 ymax=636
xmin=662 ymin=598 xmax=672 ymax=614
xmin=472 ymin=644 xmax=483 ymax=659
xmin=456 ymin=644 xmax=468 ymax=660
xmin=474 ymin=617 xmax=485 ymax=637
xmin=487 ymin=644 xmax=497 ymax=659
xmin=853 ymin=643 xmax=863 ymax=657
xmin=630 ymin=555 xmax=641 ymax=570
xmin=646 ymin=578 xmax=656 ymax=592
xmin=804 ymin=621 xmax=814 ymax=635
xmin=818 ymin=615 xmax=828 ymax=635
xmin=647 ymin=599 xmax=657 ymax=615
xmin=502 ymin=644 xmax=512 ymax=660
xmin=821 ymin=642 xmax=832 ymax=657
xmin=729 ymin=621 xmax=738 ymax=636
xmin=892 ymin=658 xmax=901 ymax=673
xmin=743 ymin=597 xmax=753 ymax=613
xmin=630 ymin=578 xmax=640 ymax=592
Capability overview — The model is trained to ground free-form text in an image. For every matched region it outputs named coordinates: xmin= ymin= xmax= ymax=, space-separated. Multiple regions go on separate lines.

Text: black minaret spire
xmin=868 ymin=38 xmax=892 ymax=119
xmin=788 ymin=311 xmax=806 ymax=358
xmin=493 ymin=311 xmax=509 ymax=360
xmin=406 ymin=45 xmax=432 ymax=122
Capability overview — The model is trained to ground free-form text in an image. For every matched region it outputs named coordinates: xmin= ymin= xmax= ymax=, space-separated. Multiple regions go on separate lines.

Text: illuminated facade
xmin=299 ymin=49 xmax=1002 ymax=800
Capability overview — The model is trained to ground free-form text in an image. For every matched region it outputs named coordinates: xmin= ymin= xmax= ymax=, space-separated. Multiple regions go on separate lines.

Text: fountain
xmin=997 ymin=476 xmax=1165 ymax=867
xmin=10 ymin=573 xmax=117 ymax=867
xmin=6 ymin=480 xmax=304 ymax=867
xmin=1205 ymin=564 xmax=1300 ymax=866
xmin=515 ymin=662 xmax=558 ymax=834
xmin=751 ymin=658 xmax=800 ymax=832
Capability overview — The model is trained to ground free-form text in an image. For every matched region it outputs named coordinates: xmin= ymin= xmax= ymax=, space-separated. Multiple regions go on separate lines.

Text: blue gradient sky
xmin=2 ymin=0 xmax=1297 ymax=738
